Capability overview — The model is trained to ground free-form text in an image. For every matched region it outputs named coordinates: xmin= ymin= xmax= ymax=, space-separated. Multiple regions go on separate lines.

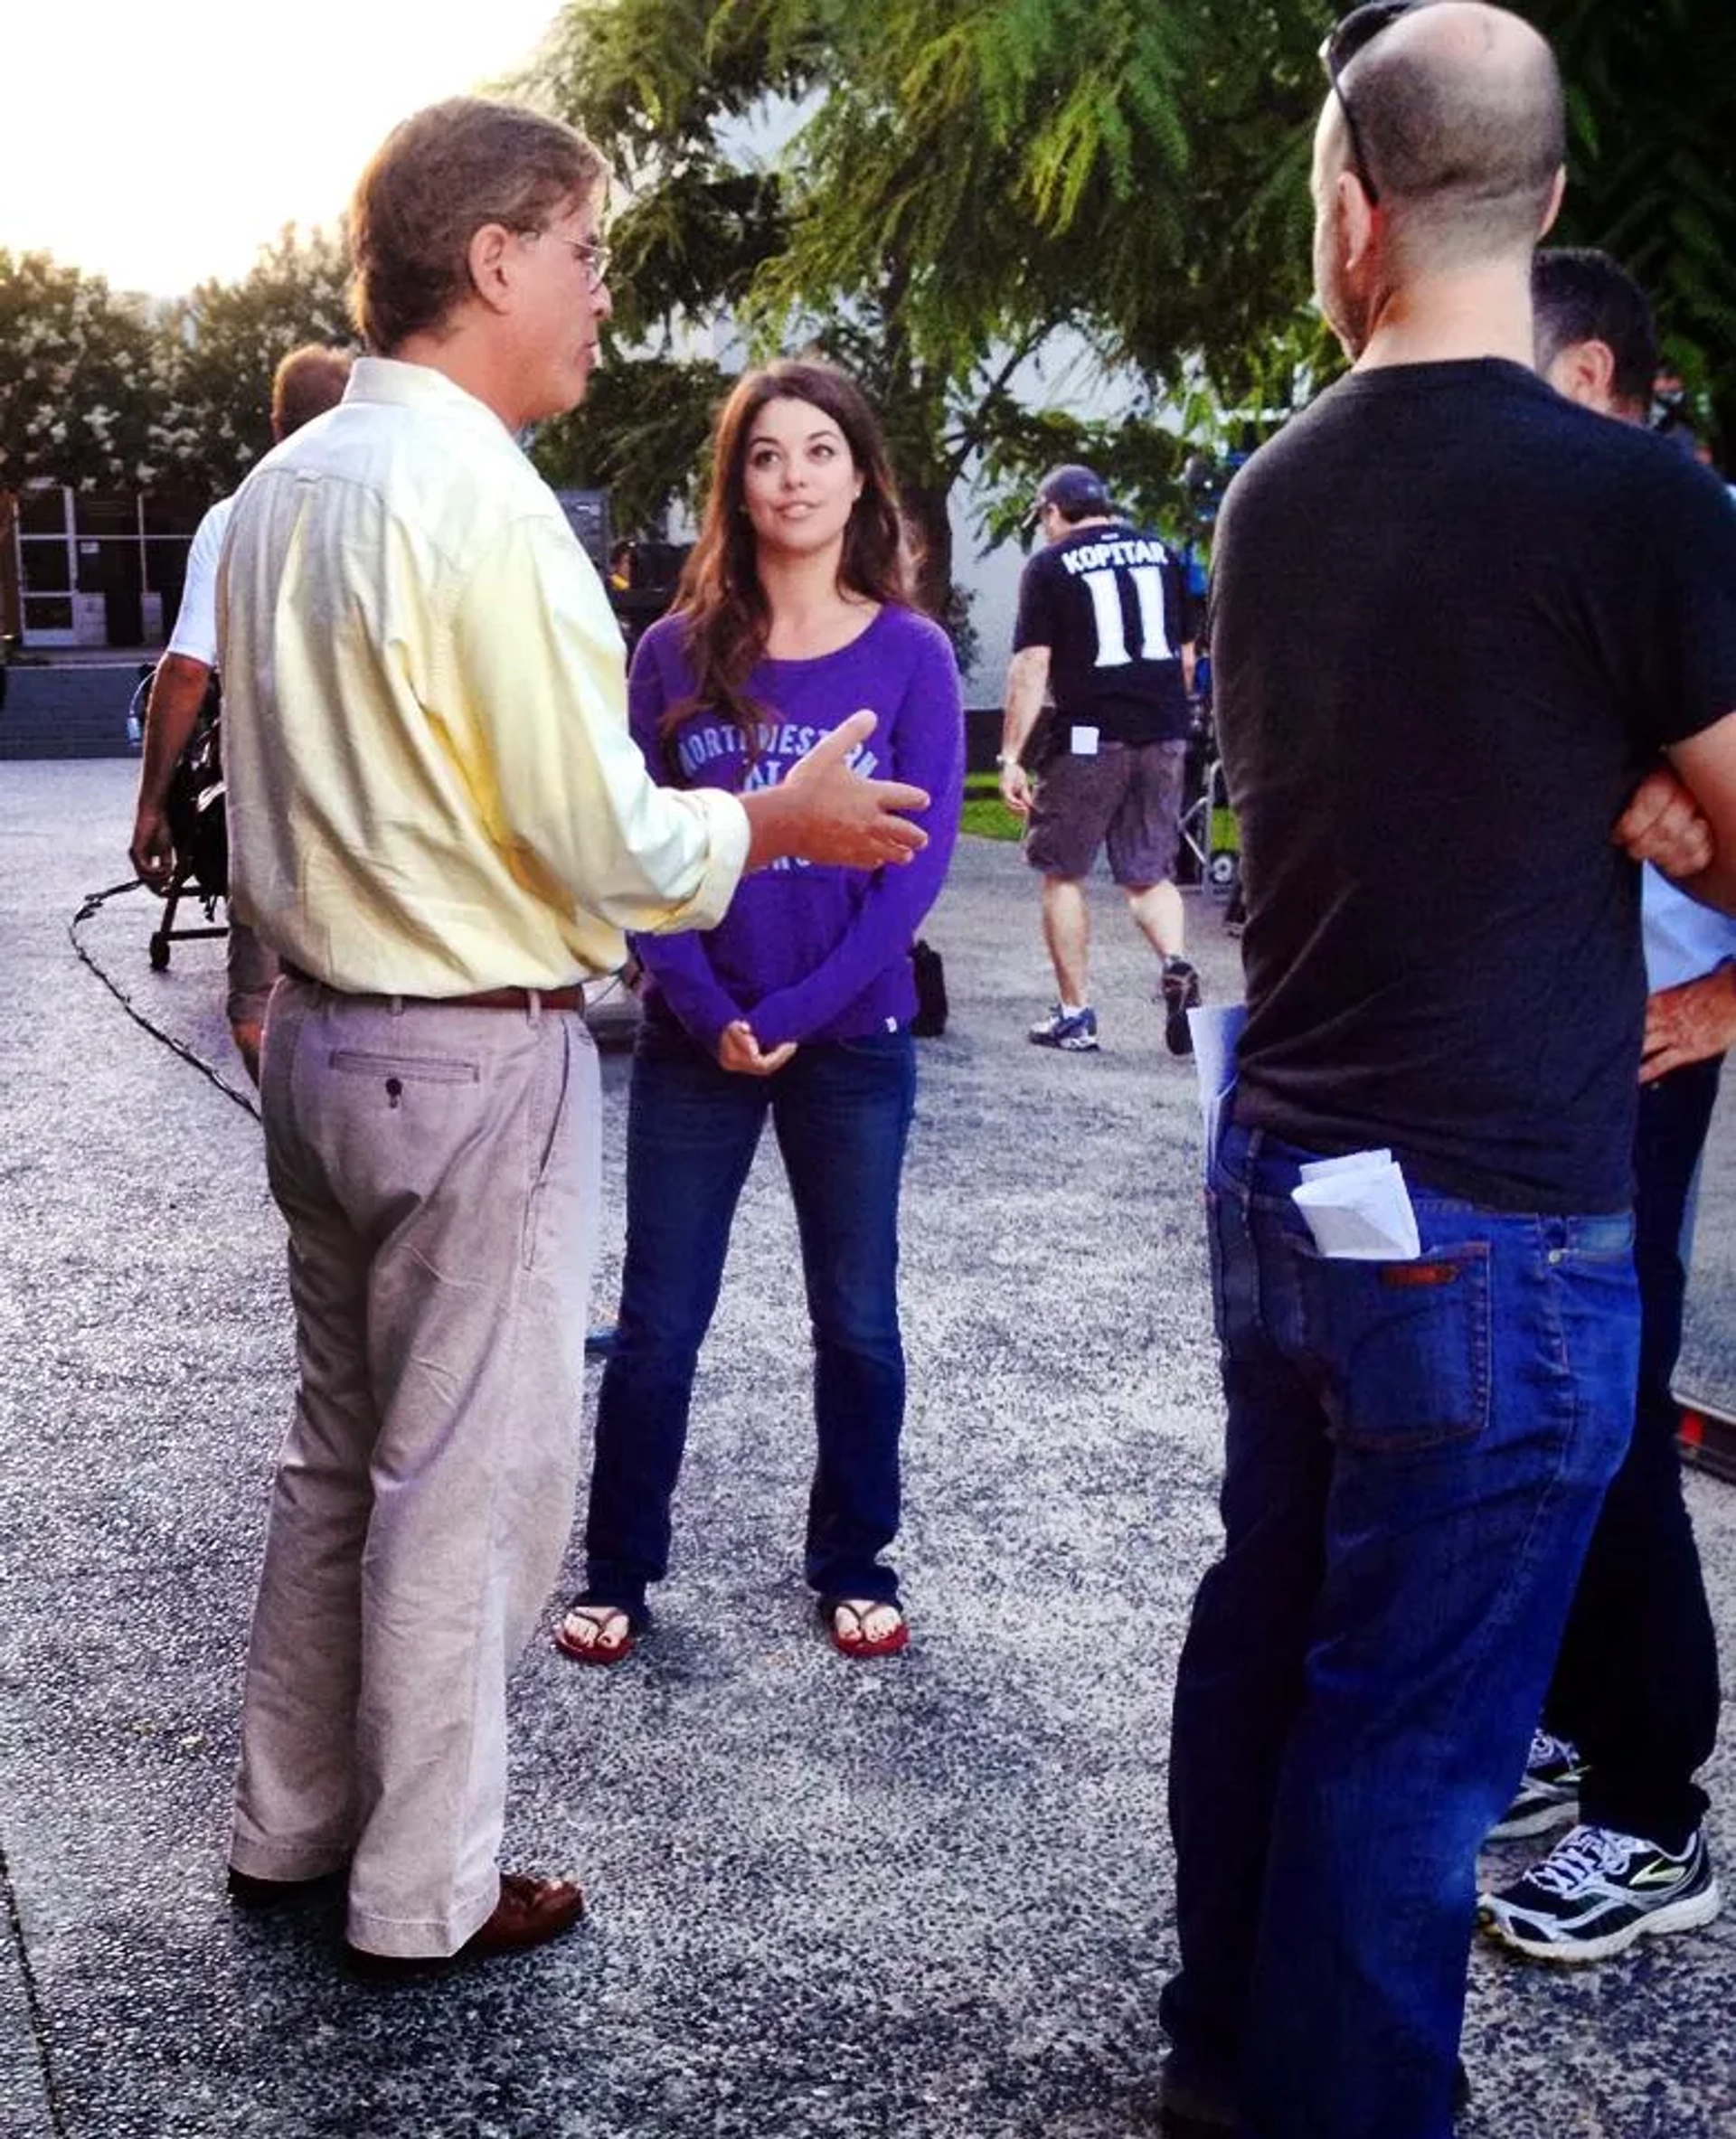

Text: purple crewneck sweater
xmin=630 ymin=605 xmax=964 ymax=1053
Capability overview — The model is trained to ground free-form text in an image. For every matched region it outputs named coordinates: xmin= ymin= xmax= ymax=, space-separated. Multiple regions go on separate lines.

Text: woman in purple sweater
xmin=557 ymin=359 xmax=963 ymax=1664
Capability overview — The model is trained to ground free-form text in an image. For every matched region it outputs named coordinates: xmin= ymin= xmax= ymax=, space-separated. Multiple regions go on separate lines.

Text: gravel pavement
xmin=2 ymin=759 xmax=1731 ymax=2139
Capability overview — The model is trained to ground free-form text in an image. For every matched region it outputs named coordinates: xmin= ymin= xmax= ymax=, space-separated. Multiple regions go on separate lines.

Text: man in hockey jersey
xmin=997 ymin=464 xmax=1202 ymax=1056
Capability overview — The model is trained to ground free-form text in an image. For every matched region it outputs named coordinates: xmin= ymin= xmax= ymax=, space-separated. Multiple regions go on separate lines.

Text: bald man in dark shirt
xmin=1156 ymin=9 xmax=1736 ymax=2136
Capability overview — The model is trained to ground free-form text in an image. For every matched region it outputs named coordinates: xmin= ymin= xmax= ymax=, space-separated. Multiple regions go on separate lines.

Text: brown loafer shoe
xmin=468 ymin=1871 xmax=586 ymax=1955
xmin=346 ymin=1871 xmax=585 ymax=1978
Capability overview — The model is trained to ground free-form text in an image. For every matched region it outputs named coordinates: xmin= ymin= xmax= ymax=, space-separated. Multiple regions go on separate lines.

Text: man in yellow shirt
xmin=219 ymin=96 xmax=930 ymax=1974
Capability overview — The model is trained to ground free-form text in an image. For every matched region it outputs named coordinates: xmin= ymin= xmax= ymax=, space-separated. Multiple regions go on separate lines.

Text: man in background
xmin=1477 ymin=245 xmax=1733 ymax=1963
xmin=1157 ymin=8 xmax=1736 ymax=2135
xmin=997 ymin=463 xmax=1201 ymax=1055
xmin=128 ymin=344 xmax=353 ymax=1080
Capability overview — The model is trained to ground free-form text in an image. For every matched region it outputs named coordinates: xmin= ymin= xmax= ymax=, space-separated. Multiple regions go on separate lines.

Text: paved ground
xmin=2 ymin=759 xmax=1732 ymax=2139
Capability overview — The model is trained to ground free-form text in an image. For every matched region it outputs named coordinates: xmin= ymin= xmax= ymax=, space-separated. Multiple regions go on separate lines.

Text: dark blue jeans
xmin=583 ymin=1018 xmax=916 ymax=1617
xmin=1543 ymin=1052 xmax=1724 ymax=1849
xmin=1162 ymin=1124 xmax=1637 ymax=2139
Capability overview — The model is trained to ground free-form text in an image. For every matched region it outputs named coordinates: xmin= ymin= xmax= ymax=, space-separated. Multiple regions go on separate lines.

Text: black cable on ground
xmin=71 ymin=884 xmax=627 ymax=1353
xmin=67 ymin=880 xmax=261 ymax=1121
xmin=1 ymin=1840 xmax=69 ymax=2135
xmin=71 ymin=882 xmax=641 ymax=1126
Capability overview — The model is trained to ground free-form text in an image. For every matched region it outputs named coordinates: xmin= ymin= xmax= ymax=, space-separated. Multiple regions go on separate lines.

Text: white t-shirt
xmin=165 ymin=495 xmax=235 ymax=666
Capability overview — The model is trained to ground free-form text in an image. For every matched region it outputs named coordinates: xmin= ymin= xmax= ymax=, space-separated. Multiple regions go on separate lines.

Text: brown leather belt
xmin=280 ymin=962 xmax=583 ymax=1013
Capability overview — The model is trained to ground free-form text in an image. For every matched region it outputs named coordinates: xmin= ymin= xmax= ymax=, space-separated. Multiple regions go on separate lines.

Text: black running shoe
xmin=1486 ymin=1728 xmax=1583 ymax=1842
xmin=1159 ymin=956 xmax=1202 ymax=1055
xmin=1029 ymin=1004 xmax=1099 ymax=1051
xmin=1478 ymin=1822 xmax=1720 ymax=1963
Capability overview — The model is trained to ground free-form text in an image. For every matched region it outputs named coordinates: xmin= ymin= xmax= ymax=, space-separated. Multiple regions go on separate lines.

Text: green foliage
xmin=523 ymin=0 xmax=1736 ymax=592
xmin=522 ymin=0 xmax=1326 ymax=615
xmin=530 ymin=0 xmax=823 ymax=168
xmin=960 ymin=771 xmax=1022 ymax=842
xmin=9 ymin=0 xmax=1734 ymax=563
xmin=971 ymin=402 xmax=1209 ymax=551
xmin=155 ymin=226 xmax=356 ymax=497
xmin=1534 ymin=0 xmax=1736 ymax=453
xmin=530 ymin=353 xmax=729 ymax=531
xmin=609 ymin=169 xmax=788 ymax=341
xmin=0 ymin=250 xmax=156 ymax=491
xmin=757 ymin=0 xmax=1322 ymax=394
xmin=2 ymin=230 xmax=357 ymax=507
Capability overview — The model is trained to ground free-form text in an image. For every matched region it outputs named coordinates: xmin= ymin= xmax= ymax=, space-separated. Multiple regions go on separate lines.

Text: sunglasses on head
xmin=1318 ymin=0 xmax=1429 ymax=206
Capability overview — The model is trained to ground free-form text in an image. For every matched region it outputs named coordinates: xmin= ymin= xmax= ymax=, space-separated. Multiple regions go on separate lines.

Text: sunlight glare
xmin=1 ymin=1 xmax=565 ymax=296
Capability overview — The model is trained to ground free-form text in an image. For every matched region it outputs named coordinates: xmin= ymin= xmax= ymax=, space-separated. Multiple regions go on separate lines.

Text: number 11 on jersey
xmin=1083 ymin=564 xmax=1173 ymax=669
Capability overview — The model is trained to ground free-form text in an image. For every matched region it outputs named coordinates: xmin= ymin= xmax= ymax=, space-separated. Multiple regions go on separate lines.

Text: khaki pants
xmin=231 ymin=975 xmax=599 ymax=1958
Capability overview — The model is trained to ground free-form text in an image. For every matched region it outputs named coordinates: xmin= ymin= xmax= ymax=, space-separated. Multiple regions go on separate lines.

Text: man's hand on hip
xmin=1641 ymin=966 xmax=1736 ymax=1082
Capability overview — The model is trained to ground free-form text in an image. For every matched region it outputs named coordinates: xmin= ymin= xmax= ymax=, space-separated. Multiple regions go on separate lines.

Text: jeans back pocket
xmin=1293 ymin=1236 xmax=1493 ymax=1453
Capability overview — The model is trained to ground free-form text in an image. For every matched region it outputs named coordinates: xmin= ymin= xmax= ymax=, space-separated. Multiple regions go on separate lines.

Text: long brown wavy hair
xmin=661 ymin=359 xmax=913 ymax=777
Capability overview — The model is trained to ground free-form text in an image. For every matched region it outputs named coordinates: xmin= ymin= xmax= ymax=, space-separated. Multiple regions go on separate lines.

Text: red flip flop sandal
xmin=823 ymin=1597 xmax=910 ymax=1660
xmin=554 ymin=1602 xmax=638 ymax=1665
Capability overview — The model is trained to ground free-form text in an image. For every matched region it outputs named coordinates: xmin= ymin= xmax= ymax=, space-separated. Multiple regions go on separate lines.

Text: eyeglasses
xmin=526 ymin=229 xmax=612 ymax=292
xmin=1318 ymin=0 xmax=1425 ymax=206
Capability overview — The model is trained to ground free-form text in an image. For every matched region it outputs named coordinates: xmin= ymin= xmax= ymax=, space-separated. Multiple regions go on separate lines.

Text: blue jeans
xmin=1161 ymin=1123 xmax=1637 ymax=2139
xmin=583 ymin=1018 xmax=916 ymax=1617
xmin=1544 ymin=1051 xmax=1724 ymax=1848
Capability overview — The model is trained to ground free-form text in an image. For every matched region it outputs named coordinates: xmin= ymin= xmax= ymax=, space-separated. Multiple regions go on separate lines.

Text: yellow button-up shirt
xmin=218 ymin=357 xmax=748 ymax=994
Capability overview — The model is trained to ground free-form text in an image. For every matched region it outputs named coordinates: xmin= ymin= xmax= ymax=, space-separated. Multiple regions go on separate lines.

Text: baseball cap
xmin=1025 ymin=463 xmax=1114 ymax=528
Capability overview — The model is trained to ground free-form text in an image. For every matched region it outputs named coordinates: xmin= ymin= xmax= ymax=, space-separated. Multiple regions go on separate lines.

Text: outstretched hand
xmin=774 ymin=711 xmax=930 ymax=868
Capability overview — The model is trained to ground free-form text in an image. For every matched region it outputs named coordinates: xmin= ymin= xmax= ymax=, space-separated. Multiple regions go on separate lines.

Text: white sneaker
xmin=1479 ymin=1821 xmax=1721 ymax=1963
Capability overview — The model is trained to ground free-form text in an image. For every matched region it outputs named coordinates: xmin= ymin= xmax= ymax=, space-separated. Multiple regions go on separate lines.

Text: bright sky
xmin=2 ymin=1 xmax=567 ymax=297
